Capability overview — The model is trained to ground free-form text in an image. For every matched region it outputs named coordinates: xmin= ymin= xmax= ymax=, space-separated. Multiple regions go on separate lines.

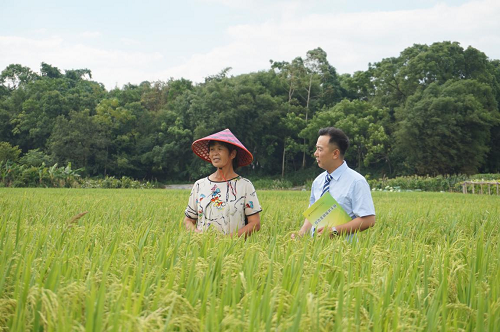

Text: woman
xmin=184 ymin=129 xmax=262 ymax=237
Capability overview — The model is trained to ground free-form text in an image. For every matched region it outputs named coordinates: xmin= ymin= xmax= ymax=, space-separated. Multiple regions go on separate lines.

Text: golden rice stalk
xmin=66 ymin=211 xmax=88 ymax=228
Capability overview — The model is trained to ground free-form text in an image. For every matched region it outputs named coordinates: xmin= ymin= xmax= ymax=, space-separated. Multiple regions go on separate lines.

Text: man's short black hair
xmin=318 ymin=127 xmax=349 ymax=156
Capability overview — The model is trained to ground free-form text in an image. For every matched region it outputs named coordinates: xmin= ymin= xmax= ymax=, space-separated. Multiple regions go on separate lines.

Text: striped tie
xmin=321 ymin=173 xmax=332 ymax=197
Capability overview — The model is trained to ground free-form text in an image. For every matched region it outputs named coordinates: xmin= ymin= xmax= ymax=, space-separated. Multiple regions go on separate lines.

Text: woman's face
xmin=209 ymin=142 xmax=236 ymax=169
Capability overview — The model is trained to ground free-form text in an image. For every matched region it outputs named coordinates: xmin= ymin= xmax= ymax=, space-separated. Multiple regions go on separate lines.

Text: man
xmin=292 ymin=127 xmax=375 ymax=238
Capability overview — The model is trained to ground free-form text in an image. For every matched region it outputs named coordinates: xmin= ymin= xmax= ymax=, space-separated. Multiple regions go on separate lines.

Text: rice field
xmin=0 ymin=188 xmax=499 ymax=331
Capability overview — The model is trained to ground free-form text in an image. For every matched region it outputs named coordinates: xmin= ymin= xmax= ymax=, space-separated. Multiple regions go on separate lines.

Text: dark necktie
xmin=321 ymin=173 xmax=332 ymax=197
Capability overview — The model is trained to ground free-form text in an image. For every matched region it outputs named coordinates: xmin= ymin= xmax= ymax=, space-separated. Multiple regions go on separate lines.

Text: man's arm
xmin=292 ymin=178 xmax=318 ymax=239
xmin=317 ymin=176 xmax=376 ymax=237
xmin=317 ymin=214 xmax=375 ymax=236
xmin=291 ymin=219 xmax=313 ymax=239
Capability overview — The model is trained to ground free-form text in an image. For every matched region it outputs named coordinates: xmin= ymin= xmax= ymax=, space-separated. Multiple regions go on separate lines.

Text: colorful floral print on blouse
xmin=185 ymin=176 xmax=262 ymax=234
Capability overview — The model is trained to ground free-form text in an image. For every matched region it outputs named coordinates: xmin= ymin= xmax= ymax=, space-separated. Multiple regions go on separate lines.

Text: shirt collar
xmin=328 ymin=161 xmax=347 ymax=181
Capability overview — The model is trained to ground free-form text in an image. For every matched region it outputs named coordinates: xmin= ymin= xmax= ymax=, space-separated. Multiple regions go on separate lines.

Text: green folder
xmin=303 ymin=192 xmax=351 ymax=236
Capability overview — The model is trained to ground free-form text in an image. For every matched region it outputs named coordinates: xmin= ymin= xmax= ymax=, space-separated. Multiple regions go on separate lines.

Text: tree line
xmin=1 ymin=41 xmax=499 ymax=182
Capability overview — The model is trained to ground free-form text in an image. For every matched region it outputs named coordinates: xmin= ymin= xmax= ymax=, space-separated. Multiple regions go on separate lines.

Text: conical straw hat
xmin=191 ymin=129 xmax=253 ymax=167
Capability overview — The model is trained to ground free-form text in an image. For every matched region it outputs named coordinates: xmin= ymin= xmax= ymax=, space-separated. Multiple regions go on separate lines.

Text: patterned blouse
xmin=185 ymin=176 xmax=262 ymax=234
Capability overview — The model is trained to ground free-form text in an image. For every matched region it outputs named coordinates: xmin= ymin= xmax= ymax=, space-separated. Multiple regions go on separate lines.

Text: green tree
xmin=0 ymin=141 xmax=21 ymax=162
xmin=0 ymin=64 xmax=39 ymax=90
xmin=64 ymin=68 xmax=92 ymax=81
xmin=93 ymin=98 xmax=141 ymax=176
xmin=301 ymin=100 xmax=390 ymax=174
xmin=339 ymin=69 xmax=375 ymax=101
xmin=19 ymin=149 xmax=53 ymax=167
xmin=11 ymin=89 xmax=71 ymax=151
xmin=270 ymin=57 xmax=309 ymax=174
xmin=483 ymin=59 xmax=500 ymax=172
xmin=4 ymin=63 xmax=106 ymax=153
xmin=40 ymin=62 xmax=63 ymax=79
xmin=0 ymin=107 xmax=12 ymax=142
xmin=299 ymin=48 xmax=342 ymax=168
xmin=49 ymin=110 xmax=108 ymax=175
xmin=395 ymin=79 xmax=500 ymax=175
xmin=369 ymin=42 xmax=500 ymax=107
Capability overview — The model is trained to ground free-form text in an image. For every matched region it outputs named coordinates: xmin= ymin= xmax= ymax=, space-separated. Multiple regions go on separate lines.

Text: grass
xmin=0 ymin=188 xmax=499 ymax=331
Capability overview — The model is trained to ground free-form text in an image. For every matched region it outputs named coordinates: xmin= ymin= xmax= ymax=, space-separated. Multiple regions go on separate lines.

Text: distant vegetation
xmin=1 ymin=41 xmax=499 ymax=184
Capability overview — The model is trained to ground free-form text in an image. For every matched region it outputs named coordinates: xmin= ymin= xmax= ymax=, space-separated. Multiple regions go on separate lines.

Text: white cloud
xmin=1 ymin=0 xmax=499 ymax=89
xmin=119 ymin=38 xmax=140 ymax=46
xmin=200 ymin=0 xmax=342 ymax=11
xmin=32 ymin=28 xmax=48 ymax=34
xmin=155 ymin=42 xmax=260 ymax=82
xmin=0 ymin=35 xmax=163 ymax=89
xmin=80 ymin=31 xmax=102 ymax=38
xmin=160 ymin=0 xmax=500 ymax=82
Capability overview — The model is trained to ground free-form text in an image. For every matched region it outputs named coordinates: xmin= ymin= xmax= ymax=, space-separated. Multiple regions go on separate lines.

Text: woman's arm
xmin=184 ymin=216 xmax=201 ymax=232
xmin=236 ymin=213 xmax=261 ymax=238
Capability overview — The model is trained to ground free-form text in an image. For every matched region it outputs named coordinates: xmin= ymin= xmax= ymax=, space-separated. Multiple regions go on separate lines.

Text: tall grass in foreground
xmin=0 ymin=189 xmax=499 ymax=331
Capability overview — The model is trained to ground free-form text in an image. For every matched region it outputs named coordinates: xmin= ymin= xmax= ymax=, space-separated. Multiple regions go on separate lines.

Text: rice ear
xmin=67 ymin=211 xmax=88 ymax=226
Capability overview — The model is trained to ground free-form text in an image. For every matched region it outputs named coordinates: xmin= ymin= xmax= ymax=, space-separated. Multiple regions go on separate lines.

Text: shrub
xmin=252 ymin=178 xmax=293 ymax=190
xmin=0 ymin=142 xmax=21 ymax=163
xmin=368 ymin=174 xmax=500 ymax=193
xmin=80 ymin=176 xmax=158 ymax=189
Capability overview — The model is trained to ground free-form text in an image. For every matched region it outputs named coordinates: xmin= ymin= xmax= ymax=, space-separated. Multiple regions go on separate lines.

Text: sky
xmin=1 ymin=0 xmax=499 ymax=90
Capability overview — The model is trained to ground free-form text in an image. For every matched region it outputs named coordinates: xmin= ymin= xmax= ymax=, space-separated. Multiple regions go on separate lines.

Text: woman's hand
xmin=184 ymin=216 xmax=200 ymax=232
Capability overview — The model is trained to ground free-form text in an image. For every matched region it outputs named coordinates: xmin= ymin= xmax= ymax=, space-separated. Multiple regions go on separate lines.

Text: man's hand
xmin=292 ymin=219 xmax=312 ymax=239
xmin=317 ymin=226 xmax=339 ymax=238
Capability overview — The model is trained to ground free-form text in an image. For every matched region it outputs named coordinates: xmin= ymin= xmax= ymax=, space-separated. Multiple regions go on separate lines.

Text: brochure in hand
xmin=303 ymin=192 xmax=351 ymax=237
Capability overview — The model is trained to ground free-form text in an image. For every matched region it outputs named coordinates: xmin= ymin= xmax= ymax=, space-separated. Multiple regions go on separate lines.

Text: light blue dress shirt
xmin=309 ymin=161 xmax=376 ymax=219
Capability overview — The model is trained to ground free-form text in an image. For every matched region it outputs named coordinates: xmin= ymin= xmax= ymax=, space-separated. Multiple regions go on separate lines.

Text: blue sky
xmin=1 ymin=0 xmax=498 ymax=89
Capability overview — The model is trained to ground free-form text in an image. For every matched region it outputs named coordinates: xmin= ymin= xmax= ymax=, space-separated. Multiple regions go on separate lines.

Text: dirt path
xmin=164 ymin=184 xmax=307 ymax=191
xmin=164 ymin=184 xmax=193 ymax=190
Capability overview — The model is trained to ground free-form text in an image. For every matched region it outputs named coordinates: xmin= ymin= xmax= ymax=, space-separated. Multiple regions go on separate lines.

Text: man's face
xmin=314 ymin=135 xmax=339 ymax=170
